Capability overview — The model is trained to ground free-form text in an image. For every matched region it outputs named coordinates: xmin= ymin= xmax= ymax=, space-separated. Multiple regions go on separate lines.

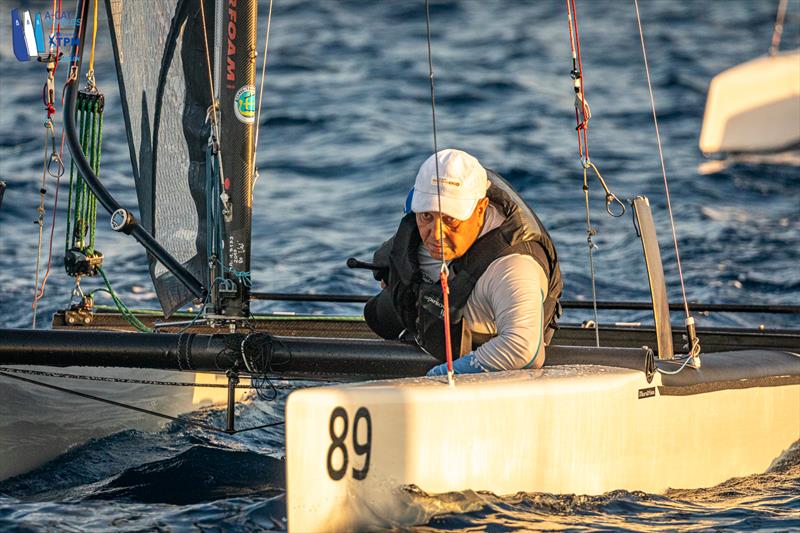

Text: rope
xmin=0 ymin=366 xmax=301 ymax=389
xmin=563 ymin=0 xmax=627 ymax=348
xmin=49 ymin=0 xmax=63 ymax=73
xmin=582 ymin=167 xmax=599 ymax=347
xmin=0 ymin=370 xmax=285 ymax=436
xmin=86 ymin=0 xmax=98 ymax=88
xmin=66 ymin=93 xmax=102 ymax=256
xmin=424 ymin=0 xmax=454 ymax=383
xmin=49 ymin=0 xmax=57 ymax=46
xmin=198 ymin=0 xmax=228 ymax=216
xmin=64 ymin=96 xmax=81 ymax=255
xmin=31 ymin=164 xmax=62 ymax=315
xmin=241 ymin=332 xmax=296 ymax=401
xmin=654 ymin=355 xmax=695 ymax=375
xmin=55 ymin=83 xmax=134 ymax=332
xmin=566 ymin=0 xmax=597 ymax=346
xmin=97 ymin=268 xmax=153 ymax=333
xmin=632 ymin=0 xmax=700 ymax=358
xmin=565 ymin=0 xmax=590 ymax=161
xmin=770 ymin=0 xmax=789 ymax=56
xmin=252 ymin=0 xmax=274 ymax=190
xmin=32 ymin=122 xmax=53 ymax=328
xmin=632 ymin=0 xmax=691 ymax=321
xmin=32 ymin=53 xmax=66 ymax=325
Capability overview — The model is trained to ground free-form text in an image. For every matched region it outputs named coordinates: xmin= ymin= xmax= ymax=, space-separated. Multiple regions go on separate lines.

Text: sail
xmin=105 ymin=0 xmax=213 ymax=315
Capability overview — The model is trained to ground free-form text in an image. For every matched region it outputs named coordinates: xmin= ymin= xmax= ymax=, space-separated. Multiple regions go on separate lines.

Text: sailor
xmin=364 ymin=149 xmax=562 ymax=375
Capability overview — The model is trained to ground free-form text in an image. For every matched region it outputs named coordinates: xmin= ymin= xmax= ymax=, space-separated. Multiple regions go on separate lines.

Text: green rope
xmin=66 ymin=94 xmax=103 ymax=255
xmin=76 ymin=96 xmax=91 ymax=249
xmin=70 ymin=92 xmax=149 ymax=333
xmin=64 ymin=102 xmax=78 ymax=255
xmin=90 ymin=100 xmax=103 ymax=252
xmin=62 ymin=91 xmax=151 ymax=334
xmin=96 ymin=268 xmax=153 ymax=333
xmin=85 ymin=99 xmax=96 ymax=252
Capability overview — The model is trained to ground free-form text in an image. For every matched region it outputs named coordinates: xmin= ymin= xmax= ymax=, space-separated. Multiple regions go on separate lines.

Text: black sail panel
xmin=106 ymin=0 xmax=212 ymax=315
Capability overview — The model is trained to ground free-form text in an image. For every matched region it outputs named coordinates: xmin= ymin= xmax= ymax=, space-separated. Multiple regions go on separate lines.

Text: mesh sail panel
xmin=106 ymin=0 xmax=211 ymax=315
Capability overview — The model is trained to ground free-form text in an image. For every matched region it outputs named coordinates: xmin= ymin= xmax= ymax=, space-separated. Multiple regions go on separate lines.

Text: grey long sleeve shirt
xmin=417 ymin=205 xmax=549 ymax=370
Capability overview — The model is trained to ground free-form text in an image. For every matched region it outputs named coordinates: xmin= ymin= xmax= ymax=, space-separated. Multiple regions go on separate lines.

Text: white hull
xmin=286 ymin=355 xmax=800 ymax=532
xmin=0 ymin=366 xmax=247 ymax=480
xmin=699 ymin=50 xmax=800 ymax=155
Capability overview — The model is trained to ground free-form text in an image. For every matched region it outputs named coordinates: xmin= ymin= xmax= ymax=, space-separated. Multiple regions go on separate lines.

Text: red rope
xmin=565 ymin=0 xmax=591 ymax=162
xmin=439 ymin=270 xmax=454 ymax=374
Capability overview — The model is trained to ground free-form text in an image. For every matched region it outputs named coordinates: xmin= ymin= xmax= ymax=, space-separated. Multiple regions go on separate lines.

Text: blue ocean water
xmin=1 ymin=0 xmax=799 ymax=531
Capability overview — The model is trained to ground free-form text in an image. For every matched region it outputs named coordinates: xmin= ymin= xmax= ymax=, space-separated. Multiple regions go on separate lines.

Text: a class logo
xmin=10 ymin=8 xmax=80 ymax=62
xmin=234 ymin=85 xmax=256 ymax=124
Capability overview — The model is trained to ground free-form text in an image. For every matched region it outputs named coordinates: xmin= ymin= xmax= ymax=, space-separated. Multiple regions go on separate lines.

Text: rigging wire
xmin=49 ymin=0 xmax=63 ymax=72
xmin=0 ymin=370 xmax=285 ymax=436
xmin=32 ymin=0 xmax=66 ymax=326
xmin=252 ymin=0 xmax=274 ymax=190
xmin=31 ymin=167 xmax=63 ymax=315
xmin=565 ymin=0 xmax=608 ymax=347
xmin=0 ymin=366 xmax=307 ymax=390
xmin=654 ymin=354 xmax=696 ymax=376
xmin=581 ymin=165 xmax=600 ymax=347
xmin=49 ymin=0 xmax=57 ymax=49
xmin=424 ymin=0 xmax=454 ymax=385
xmin=198 ymin=0 xmax=229 ymax=219
xmin=632 ymin=0 xmax=700 ymax=358
xmin=769 ymin=0 xmax=789 ymax=56
xmin=32 ymin=124 xmax=55 ymax=327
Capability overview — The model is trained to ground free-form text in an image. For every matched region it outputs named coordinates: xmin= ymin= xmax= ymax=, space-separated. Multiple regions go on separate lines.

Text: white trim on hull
xmin=0 ymin=366 xmax=249 ymax=480
xmin=286 ymin=359 xmax=800 ymax=532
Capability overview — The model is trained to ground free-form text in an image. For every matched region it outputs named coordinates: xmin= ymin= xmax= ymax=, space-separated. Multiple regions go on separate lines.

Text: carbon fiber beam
xmin=217 ymin=0 xmax=257 ymax=317
xmin=0 ymin=329 xmax=438 ymax=378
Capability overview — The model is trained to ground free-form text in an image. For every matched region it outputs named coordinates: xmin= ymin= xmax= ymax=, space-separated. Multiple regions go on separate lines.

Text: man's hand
xmin=426 ymin=353 xmax=489 ymax=376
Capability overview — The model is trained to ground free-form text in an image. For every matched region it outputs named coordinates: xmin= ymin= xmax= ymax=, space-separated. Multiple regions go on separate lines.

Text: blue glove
xmin=426 ymin=353 xmax=489 ymax=376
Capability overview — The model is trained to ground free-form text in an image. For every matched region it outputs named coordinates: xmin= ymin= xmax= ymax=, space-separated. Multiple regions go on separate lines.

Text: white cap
xmin=410 ymin=149 xmax=490 ymax=221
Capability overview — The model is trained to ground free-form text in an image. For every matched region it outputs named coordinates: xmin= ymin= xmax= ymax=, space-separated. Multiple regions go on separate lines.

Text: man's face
xmin=415 ymin=197 xmax=490 ymax=261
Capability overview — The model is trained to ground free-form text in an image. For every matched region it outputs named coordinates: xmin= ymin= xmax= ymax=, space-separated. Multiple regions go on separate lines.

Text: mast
xmin=215 ymin=0 xmax=258 ymax=318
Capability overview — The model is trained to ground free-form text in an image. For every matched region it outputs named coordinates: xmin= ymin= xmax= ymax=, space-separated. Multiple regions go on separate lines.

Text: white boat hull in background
xmin=286 ymin=359 xmax=800 ymax=532
xmin=0 ymin=367 xmax=248 ymax=480
xmin=699 ymin=50 xmax=800 ymax=155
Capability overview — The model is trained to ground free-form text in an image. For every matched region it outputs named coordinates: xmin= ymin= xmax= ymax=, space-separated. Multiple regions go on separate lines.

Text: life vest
xmin=378 ymin=170 xmax=562 ymax=362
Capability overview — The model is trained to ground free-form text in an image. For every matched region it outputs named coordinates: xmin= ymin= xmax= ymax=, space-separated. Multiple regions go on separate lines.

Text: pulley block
xmin=77 ymin=88 xmax=105 ymax=112
xmin=64 ymin=247 xmax=104 ymax=277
